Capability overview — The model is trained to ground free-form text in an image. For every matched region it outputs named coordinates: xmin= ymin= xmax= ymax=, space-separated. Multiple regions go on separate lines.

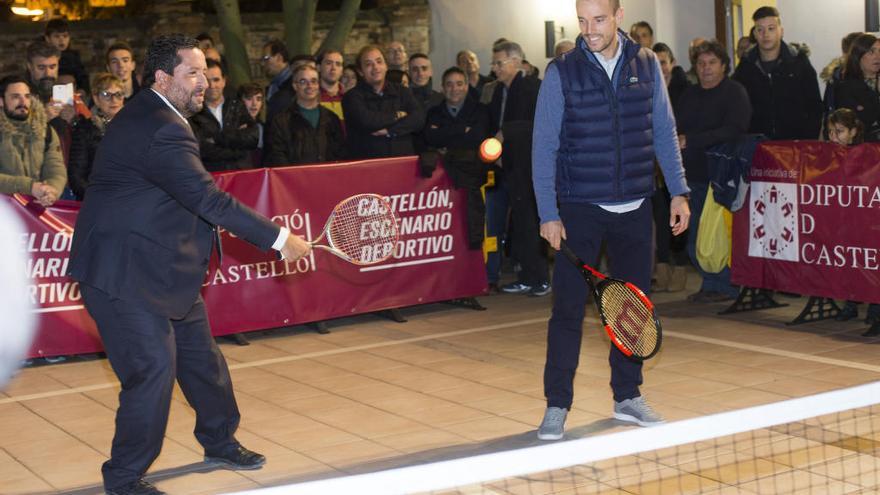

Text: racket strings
xmin=327 ymin=195 xmax=398 ymax=264
xmin=599 ymin=283 xmax=659 ymax=357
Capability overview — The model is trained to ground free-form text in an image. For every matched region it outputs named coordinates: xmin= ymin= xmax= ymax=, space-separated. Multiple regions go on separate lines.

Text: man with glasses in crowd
xmin=266 ymin=64 xmax=345 ymax=166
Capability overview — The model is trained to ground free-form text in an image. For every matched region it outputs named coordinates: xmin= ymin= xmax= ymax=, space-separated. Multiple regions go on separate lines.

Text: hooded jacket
xmin=0 ymin=99 xmax=66 ymax=195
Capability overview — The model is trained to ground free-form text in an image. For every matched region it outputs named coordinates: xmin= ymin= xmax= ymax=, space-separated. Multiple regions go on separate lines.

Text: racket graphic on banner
xmin=559 ymin=241 xmax=662 ymax=360
xmin=303 ymin=193 xmax=399 ymax=266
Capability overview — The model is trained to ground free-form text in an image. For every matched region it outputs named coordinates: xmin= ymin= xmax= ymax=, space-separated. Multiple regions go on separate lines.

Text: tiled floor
xmin=2 ymin=272 xmax=880 ymax=494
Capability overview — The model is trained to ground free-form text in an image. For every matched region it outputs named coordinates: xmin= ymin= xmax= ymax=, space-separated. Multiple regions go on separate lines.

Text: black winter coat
xmin=188 ymin=98 xmax=259 ymax=172
xmin=488 ymin=72 xmax=540 ymax=199
xmin=265 ymin=105 xmax=345 ymax=166
xmin=424 ymin=95 xmax=491 ymax=248
xmin=732 ymin=41 xmax=823 ymax=140
xmin=68 ymin=115 xmax=107 ymax=200
xmin=834 ymin=78 xmax=880 ymax=141
xmin=342 ymin=80 xmax=425 ymax=159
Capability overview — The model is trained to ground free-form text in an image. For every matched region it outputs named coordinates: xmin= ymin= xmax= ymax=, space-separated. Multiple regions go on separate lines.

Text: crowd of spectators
xmin=1 ymin=7 xmax=878 ymax=333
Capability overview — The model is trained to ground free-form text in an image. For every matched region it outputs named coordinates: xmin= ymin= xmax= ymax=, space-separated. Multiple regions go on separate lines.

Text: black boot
xmin=835 ymin=301 xmax=858 ymax=321
xmin=861 ymin=321 xmax=880 ymax=338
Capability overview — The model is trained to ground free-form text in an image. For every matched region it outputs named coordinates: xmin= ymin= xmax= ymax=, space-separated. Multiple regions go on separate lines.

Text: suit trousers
xmin=544 ymin=201 xmax=651 ymax=409
xmin=506 ymin=171 xmax=548 ymax=287
xmin=81 ymin=284 xmax=241 ymax=489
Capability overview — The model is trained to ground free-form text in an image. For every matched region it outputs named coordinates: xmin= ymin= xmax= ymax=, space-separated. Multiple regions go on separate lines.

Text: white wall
xmin=654 ymin=0 xmax=715 ymax=68
xmin=428 ymin=0 xmax=864 ymax=89
xmin=777 ymin=0 xmax=864 ymax=87
xmin=428 ymin=0 xmax=658 ymax=82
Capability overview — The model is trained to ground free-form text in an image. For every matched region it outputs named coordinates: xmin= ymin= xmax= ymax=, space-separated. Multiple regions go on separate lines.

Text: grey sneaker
xmin=537 ymin=406 xmax=568 ymax=440
xmin=613 ymin=396 xmax=665 ymax=427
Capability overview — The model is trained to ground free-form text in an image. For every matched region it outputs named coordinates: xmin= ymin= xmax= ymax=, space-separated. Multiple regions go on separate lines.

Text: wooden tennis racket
xmin=306 ymin=193 xmax=399 ymax=265
xmin=559 ymin=241 xmax=662 ymax=360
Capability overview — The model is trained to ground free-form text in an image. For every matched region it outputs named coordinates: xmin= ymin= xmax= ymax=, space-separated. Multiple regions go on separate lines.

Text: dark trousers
xmin=81 ymin=284 xmax=241 ymax=489
xmin=506 ymin=173 xmax=548 ymax=287
xmin=544 ymin=201 xmax=651 ymax=408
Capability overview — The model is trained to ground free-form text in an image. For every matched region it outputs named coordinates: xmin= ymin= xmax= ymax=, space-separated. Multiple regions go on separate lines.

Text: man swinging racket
xmin=532 ymin=0 xmax=691 ymax=440
xmin=69 ymin=34 xmax=310 ymax=495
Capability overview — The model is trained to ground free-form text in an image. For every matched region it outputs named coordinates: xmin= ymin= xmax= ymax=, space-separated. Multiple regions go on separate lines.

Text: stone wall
xmin=0 ymin=0 xmax=430 ymax=85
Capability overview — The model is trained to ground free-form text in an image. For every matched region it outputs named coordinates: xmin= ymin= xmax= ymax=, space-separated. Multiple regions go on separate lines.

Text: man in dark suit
xmin=488 ymin=41 xmax=550 ymax=297
xmin=68 ymin=34 xmax=310 ymax=495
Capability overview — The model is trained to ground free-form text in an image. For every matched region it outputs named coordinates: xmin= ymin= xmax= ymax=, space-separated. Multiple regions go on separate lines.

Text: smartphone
xmin=52 ymin=83 xmax=74 ymax=106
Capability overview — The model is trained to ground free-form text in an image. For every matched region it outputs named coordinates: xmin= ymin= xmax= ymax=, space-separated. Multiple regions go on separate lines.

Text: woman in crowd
xmin=674 ymin=40 xmax=751 ymax=303
xmin=651 ymin=42 xmax=691 ymax=292
xmin=238 ymin=82 xmax=266 ymax=168
xmin=67 ymin=73 xmax=124 ymax=200
xmin=835 ymin=33 xmax=880 ymax=141
xmin=826 ymin=108 xmax=880 ymax=336
xmin=341 ymin=64 xmax=359 ymax=92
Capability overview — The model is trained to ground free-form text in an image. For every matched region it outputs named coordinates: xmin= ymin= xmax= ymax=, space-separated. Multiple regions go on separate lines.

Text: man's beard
xmin=4 ymin=106 xmax=29 ymax=121
xmin=167 ymin=82 xmax=203 ymax=117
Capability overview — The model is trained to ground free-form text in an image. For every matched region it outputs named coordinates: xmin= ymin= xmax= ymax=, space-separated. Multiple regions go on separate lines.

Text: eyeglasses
xmin=98 ymin=91 xmax=124 ymax=100
xmin=260 ymin=54 xmax=273 ymax=62
xmin=295 ymin=78 xmax=319 ymax=86
xmin=490 ymin=59 xmax=513 ymax=68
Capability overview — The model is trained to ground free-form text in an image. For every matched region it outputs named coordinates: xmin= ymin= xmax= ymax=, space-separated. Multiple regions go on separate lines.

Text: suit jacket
xmin=69 ymin=89 xmax=280 ymax=318
xmin=488 ymin=72 xmax=539 ymax=198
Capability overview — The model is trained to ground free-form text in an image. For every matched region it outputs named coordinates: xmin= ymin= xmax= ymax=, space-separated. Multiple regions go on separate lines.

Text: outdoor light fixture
xmin=10 ymin=0 xmax=45 ymax=17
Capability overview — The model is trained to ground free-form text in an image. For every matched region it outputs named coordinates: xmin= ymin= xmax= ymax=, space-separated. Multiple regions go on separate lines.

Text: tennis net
xmin=231 ymin=380 xmax=880 ymax=494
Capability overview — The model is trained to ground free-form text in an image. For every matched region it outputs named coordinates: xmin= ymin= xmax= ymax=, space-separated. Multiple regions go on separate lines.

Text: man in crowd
xmin=409 ymin=53 xmax=444 ymax=110
xmin=424 ymin=67 xmax=491 ymax=249
xmin=342 ymin=45 xmax=425 ymax=158
xmin=68 ymin=34 xmax=310 ymax=495
xmin=45 ymin=18 xmax=90 ymax=95
xmin=262 ymin=39 xmax=291 ymax=103
xmin=386 ymin=40 xmax=408 ymax=71
xmin=25 ymin=41 xmax=75 ymax=163
xmin=106 ymin=41 xmax=141 ymax=101
xmin=0 ymin=75 xmax=66 ymax=206
xmin=629 ymin=20 xmax=654 ymax=49
xmin=266 ymin=65 xmax=345 ymax=166
xmin=457 ymin=49 xmax=491 ymax=99
xmin=266 ymin=54 xmax=316 ymax=129
xmin=554 ymin=39 xmax=576 ymax=57
xmin=317 ymin=49 xmax=346 ymax=124
xmin=532 ymin=0 xmax=690 ymax=440
xmin=189 ymin=59 xmax=259 ymax=171
xmin=733 ymin=6 xmax=823 ymax=140
xmin=489 ymin=41 xmax=550 ymax=297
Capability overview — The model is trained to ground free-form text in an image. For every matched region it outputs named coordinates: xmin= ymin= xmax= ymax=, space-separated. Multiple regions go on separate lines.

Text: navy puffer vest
xmin=555 ymin=33 xmax=656 ymax=203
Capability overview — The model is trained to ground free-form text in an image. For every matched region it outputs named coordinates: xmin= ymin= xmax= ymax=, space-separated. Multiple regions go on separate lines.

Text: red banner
xmin=14 ymin=157 xmax=487 ymax=358
xmin=731 ymin=141 xmax=880 ymax=303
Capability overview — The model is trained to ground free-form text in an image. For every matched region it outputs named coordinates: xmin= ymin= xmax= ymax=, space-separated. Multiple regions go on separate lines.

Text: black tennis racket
xmin=560 ymin=241 xmax=662 ymax=360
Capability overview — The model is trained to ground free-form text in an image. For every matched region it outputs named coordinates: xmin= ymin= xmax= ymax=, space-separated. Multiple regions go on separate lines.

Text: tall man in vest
xmin=532 ymin=0 xmax=691 ymax=440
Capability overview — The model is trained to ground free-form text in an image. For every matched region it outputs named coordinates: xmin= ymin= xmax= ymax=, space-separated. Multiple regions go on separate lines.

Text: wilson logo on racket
xmin=560 ymin=241 xmax=662 ymax=361
xmin=315 ymin=193 xmax=400 ymax=266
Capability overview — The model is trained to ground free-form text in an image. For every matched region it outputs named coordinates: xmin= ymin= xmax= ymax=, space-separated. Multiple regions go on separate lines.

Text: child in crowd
xmin=826 ymin=109 xmax=880 ymax=336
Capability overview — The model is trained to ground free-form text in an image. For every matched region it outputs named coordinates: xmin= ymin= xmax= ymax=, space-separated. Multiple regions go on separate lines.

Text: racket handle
xmin=559 ymin=240 xmax=585 ymax=267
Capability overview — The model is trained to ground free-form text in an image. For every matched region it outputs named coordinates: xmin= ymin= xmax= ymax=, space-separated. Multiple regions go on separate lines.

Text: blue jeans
xmin=686 ymin=182 xmax=739 ymax=298
xmin=544 ymin=201 xmax=651 ymax=408
xmin=484 ymin=171 xmax=509 ymax=284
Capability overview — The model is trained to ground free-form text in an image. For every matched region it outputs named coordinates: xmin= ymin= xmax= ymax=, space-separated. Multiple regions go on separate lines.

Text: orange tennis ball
xmin=479 ymin=137 xmax=503 ymax=163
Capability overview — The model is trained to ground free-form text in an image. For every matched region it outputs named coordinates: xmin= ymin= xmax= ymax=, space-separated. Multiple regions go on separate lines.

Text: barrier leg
xmin=719 ymin=287 xmax=788 ymax=315
xmin=786 ymin=297 xmax=841 ymax=326
xmin=444 ymin=297 xmax=487 ymax=311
